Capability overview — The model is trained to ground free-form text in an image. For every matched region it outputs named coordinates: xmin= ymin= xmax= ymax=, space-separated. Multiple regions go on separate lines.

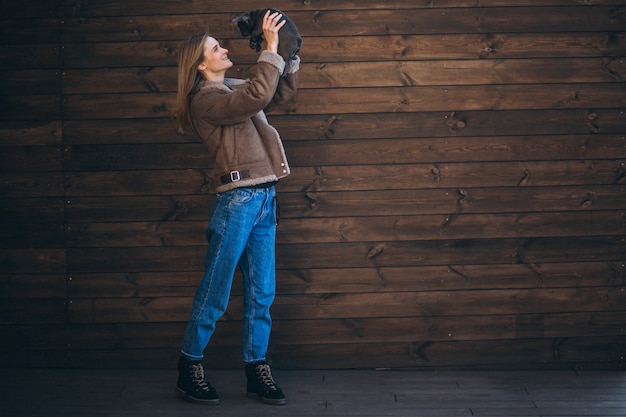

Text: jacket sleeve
xmin=266 ymin=56 xmax=299 ymax=113
xmin=190 ymin=51 xmax=285 ymax=126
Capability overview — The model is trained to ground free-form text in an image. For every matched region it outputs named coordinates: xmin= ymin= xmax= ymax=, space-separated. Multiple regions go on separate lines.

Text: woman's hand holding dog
xmin=262 ymin=10 xmax=286 ymax=53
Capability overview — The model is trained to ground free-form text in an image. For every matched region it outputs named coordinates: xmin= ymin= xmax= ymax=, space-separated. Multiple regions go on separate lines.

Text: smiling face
xmin=197 ymin=36 xmax=233 ymax=81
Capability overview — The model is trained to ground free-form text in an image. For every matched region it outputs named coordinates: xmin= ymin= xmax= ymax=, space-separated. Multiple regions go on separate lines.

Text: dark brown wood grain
xmin=63 ymin=236 xmax=625 ymax=273
xmin=61 ymin=142 xmax=626 ymax=174
xmin=45 ymin=83 xmax=626 ymax=120
xmin=56 ymin=32 xmax=626 ymax=70
xmin=55 ymin=0 xmax=626 ymax=18
xmin=59 ymin=57 xmax=626 ymax=95
xmin=64 ymin=288 xmax=626 ymax=324
xmin=63 ymin=210 xmax=625 ymax=249
xmin=57 ymin=8 xmax=626 ymax=42
xmin=1 ymin=1 xmax=625 ymax=370
xmin=62 ymin=261 xmax=625 ymax=299
xmin=54 ymin=109 xmax=626 ymax=145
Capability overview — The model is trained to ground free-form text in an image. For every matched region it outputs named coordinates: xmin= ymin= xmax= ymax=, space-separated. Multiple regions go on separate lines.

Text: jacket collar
xmin=195 ymin=77 xmax=246 ymax=94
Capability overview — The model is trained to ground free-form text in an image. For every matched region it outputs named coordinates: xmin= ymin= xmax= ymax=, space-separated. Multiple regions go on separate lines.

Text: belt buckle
xmin=230 ymin=170 xmax=241 ymax=182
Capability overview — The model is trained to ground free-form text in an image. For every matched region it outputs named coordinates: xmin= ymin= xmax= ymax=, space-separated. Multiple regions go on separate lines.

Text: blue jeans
xmin=181 ymin=185 xmax=277 ymax=363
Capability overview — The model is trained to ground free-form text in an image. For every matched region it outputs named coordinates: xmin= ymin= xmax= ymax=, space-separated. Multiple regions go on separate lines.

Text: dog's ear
xmin=232 ymin=14 xmax=252 ymax=36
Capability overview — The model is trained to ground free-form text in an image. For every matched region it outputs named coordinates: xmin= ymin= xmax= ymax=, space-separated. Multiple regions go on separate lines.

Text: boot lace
xmin=190 ymin=363 xmax=212 ymax=392
xmin=255 ymin=364 xmax=279 ymax=392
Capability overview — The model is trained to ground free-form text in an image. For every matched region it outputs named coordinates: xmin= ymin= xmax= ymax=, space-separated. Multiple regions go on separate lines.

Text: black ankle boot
xmin=245 ymin=360 xmax=287 ymax=405
xmin=175 ymin=356 xmax=220 ymax=405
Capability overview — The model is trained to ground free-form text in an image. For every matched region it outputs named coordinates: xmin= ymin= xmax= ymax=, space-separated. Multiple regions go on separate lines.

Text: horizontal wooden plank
xmin=61 ymin=185 xmax=626 ymax=218
xmin=0 ymin=70 xmax=61 ymax=95
xmin=60 ymin=56 xmax=626 ymax=92
xmin=62 ymin=92 xmax=173 ymax=120
xmin=65 ymin=220 xmax=206 ymax=247
xmin=0 ymin=121 xmax=62 ymax=146
xmin=58 ymin=8 xmax=626 ymax=43
xmin=57 ymin=0 xmax=626 ymax=18
xmin=11 ymin=313 xmax=612 ymax=352
xmin=67 ymin=271 xmax=201 ymax=298
xmin=285 ymin=160 xmax=626 ymax=190
xmin=61 ymin=137 xmax=626 ymax=170
xmin=276 ymin=237 xmax=626 ymax=269
xmin=1 ymin=146 xmax=62 ymax=172
xmin=0 ymin=324 xmax=69 ymax=350
xmin=67 ymin=297 xmax=186 ymax=323
xmin=276 ymin=211 xmax=626 ymax=243
xmin=0 ymin=172 xmax=64 ymax=197
xmin=268 ymin=288 xmax=626 ymax=320
xmin=270 ymin=312 xmax=626 ymax=345
xmin=61 ymin=57 xmax=626 ymax=95
xmin=57 ymin=32 xmax=626 ymax=70
xmin=62 ymin=143 xmax=210 ymax=170
xmin=278 ymin=186 xmax=626 ymax=218
xmin=62 ymin=118 xmax=186 ymax=145
xmin=59 ymin=156 xmax=626 ymax=193
xmin=63 ymin=169 xmax=211 ymax=196
xmin=5 ymin=336 xmax=622 ymax=369
xmin=0 ymin=274 xmax=67 ymax=298
xmin=0 ymin=299 xmax=67 ymax=324
xmin=65 ymin=236 xmax=626 ymax=272
xmin=0 ymin=248 xmax=66 ymax=273
xmin=0 ymin=95 xmax=61 ymax=121
xmin=66 ymin=287 xmax=626 ymax=323
xmin=62 ymin=141 xmax=626 ymax=185
xmin=294 ymin=83 xmax=626 ymax=114
xmin=66 ymin=261 xmax=626 ymax=299
xmin=61 ymin=66 xmax=170 ymax=94
xmin=0 ymin=222 xmax=65 ymax=248
xmin=59 ymin=109 xmax=626 ymax=144
xmin=285 ymin=262 xmax=626 ymax=295
xmin=76 ymin=154 xmax=625 ymax=191
xmin=273 ymin=109 xmax=626 ymax=140
xmin=296 ymin=32 xmax=626 ymax=63
xmin=0 ymin=44 xmax=61 ymax=70
xmin=1 ymin=0 xmax=58 ymax=18
xmin=64 ymin=195 xmax=214 ymax=222
xmin=0 ymin=18 xmax=59 ymax=44
xmin=58 ymin=32 xmax=626 ymax=69
xmin=61 ymin=41 xmax=181 ymax=68
xmin=276 ymin=7 xmax=626 ymax=36
xmin=299 ymin=58 xmax=626 ymax=88
xmin=60 ymin=83 xmax=625 ymax=120
xmin=265 ymin=337 xmax=626 ymax=369
xmin=285 ymin=135 xmax=626 ymax=166
xmin=0 ymin=197 xmax=65 ymax=222
xmin=64 ymin=210 xmax=625 ymax=248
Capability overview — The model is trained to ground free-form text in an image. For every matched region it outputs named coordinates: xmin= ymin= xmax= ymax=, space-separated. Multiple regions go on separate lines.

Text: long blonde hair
xmin=176 ymin=33 xmax=209 ymax=134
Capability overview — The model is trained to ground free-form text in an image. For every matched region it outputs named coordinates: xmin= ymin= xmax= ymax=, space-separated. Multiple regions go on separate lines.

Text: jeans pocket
xmin=229 ymin=187 xmax=255 ymax=204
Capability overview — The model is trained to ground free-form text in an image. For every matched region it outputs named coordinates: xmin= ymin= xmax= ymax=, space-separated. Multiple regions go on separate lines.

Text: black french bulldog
xmin=232 ymin=8 xmax=302 ymax=63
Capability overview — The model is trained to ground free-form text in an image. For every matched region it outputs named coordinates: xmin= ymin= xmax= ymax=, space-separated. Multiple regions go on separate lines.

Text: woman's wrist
xmin=259 ymin=50 xmax=286 ymax=74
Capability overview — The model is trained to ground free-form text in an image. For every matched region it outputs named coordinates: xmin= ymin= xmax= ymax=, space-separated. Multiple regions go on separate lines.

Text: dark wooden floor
xmin=1 ymin=368 xmax=625 ymax=416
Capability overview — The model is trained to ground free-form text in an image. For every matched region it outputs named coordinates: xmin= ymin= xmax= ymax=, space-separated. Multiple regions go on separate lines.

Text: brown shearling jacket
xmin=189 ymin=51 xmax=298 ymax=193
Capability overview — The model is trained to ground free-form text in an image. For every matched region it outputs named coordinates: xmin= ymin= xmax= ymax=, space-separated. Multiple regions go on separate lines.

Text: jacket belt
xmin=220 ymin=170 xmax=250 ymax=184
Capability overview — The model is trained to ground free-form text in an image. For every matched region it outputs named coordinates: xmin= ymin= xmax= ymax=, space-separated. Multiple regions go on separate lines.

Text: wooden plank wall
xmin=1 ymin=0 xmax=625 ymax=370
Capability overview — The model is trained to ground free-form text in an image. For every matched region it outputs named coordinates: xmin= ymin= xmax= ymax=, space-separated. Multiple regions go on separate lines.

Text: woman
xmin=174 ymin=11 xmax=299 ymax=406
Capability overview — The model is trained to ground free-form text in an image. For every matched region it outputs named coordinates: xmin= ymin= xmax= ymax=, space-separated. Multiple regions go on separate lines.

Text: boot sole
xmin=247 ymin=392 xmax=287 ymax=405
xmin=176 ymin=386 xmax=220 ymax=405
